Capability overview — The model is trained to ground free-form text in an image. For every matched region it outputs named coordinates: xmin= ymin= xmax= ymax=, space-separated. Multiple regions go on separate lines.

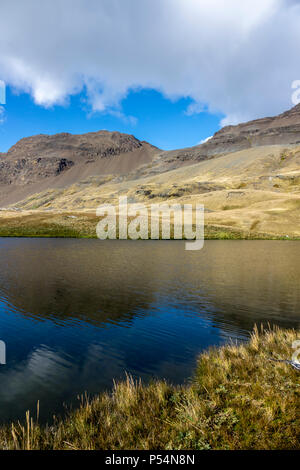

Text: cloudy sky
xmin=0 ymin=0 xmax=300 ymax=151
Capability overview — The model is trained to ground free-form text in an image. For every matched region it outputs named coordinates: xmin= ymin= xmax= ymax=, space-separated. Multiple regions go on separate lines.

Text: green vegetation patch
xmin=0 ymin=213 xmax=299 ymax=240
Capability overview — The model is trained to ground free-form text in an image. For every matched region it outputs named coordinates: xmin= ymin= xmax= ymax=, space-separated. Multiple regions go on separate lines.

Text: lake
xmin=0 ymin=239 xmax=299 ymax=423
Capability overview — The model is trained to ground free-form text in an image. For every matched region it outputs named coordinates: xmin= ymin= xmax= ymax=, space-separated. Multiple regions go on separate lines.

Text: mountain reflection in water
xmin=0 ymin=239 xmax=299 ymax=423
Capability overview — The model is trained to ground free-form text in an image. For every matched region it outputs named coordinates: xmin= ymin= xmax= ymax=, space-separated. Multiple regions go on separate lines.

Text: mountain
xmin=0 ymin=131 xmax=158 ymax=206
xmin=0 ymin=105 xmax=300 ymax=238
xmin=154 ymin=103 xmax=300 ymax=170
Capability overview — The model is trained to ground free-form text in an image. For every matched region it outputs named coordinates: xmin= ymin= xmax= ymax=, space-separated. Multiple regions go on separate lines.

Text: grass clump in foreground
xmin=0 ymin=326 xmax=299 ymax=450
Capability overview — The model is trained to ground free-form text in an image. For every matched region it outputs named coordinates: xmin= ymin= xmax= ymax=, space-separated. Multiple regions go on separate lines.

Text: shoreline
xmin=0 ymin=327 xmax=299 ymax=450
xmin=0 ymin=232 xmax=299 ymax=240
xmin=0 ymin=220 xmax=299 ymax=240
xmin=0 ymin=209 xmax=299 ymax=240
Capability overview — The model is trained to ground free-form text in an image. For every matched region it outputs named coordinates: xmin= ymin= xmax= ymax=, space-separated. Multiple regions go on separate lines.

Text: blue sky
xmin=0 ymin=1 xmax=299 ymax=154
xmin=0 ymin=86 xmax=222 ymax=153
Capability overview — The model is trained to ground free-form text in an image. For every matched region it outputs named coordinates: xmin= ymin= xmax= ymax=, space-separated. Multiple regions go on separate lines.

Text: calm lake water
xmin=0 ymin=239 xmax=299 ymax=423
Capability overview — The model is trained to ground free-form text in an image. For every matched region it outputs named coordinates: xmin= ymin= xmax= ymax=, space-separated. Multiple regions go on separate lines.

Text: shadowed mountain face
xmin=0 ymin=131 xmax=158 ymax=206
xmin=0 ymin=131 xmax=158 ymax=186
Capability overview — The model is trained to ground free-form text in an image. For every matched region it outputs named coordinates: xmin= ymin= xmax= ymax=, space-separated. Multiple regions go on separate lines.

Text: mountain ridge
xmin=158 ymin=103 xmax=300 ymax=169
xmin=1 ymin=103 xmax=300 ymax=191
xmin=0 ymin=104 xmax=300 ymax=239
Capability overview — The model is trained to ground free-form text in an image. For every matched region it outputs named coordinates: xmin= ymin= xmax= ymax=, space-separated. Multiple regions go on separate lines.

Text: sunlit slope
xmin=4 ymin=144 xmax=300 ymax=238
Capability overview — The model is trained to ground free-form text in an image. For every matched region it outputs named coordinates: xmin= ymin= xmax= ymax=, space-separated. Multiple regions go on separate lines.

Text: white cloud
xmin=198 ymin=136 xmax=213 ymax=145
xmin=0 ymin=106 xmax=5 ymax=124
xmin=185 ymin=102 xmax=207 ymax=116
xmin=0 ymin=0 xmax=299 ymax=124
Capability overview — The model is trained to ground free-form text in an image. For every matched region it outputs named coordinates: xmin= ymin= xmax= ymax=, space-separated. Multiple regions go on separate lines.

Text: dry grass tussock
xmin=0 ymin=326 xmax=299 ymax=450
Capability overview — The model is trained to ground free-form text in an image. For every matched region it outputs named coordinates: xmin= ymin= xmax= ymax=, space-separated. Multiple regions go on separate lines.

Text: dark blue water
xmin=0 ymin=239 xmax=299 ymax=423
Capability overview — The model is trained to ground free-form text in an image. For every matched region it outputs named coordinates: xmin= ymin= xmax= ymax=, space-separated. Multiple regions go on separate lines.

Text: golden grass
xmin=0 ymin=211 xmax=298 ymax=239
xmin=0 ymin=326 xmax=299 ymax=450
xmin=3 ymin=145 xmax=300 ymax=239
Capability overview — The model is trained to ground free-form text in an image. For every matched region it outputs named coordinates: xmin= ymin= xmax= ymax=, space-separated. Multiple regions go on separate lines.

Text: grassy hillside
xmin=1 ymin=144 xmax=300 ymax=239
xmin=0 ymin=210 xmax=299 ymax=239
xmin=0 ymin=327 xmax=299 ymax=450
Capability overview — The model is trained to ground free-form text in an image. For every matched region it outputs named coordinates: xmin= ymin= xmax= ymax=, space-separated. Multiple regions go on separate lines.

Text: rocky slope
xmin=0 ymin=104 xmax=300 ymax=238
xmin=2 ymin=103 xmax=300 ymax=191
xmin=0 ymin=131 xmax=158 ymax=206
xmin=0 ymin=131 xmax=157 ymax=186
xmin=159 ymin=103 xmax=300 ymax=168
